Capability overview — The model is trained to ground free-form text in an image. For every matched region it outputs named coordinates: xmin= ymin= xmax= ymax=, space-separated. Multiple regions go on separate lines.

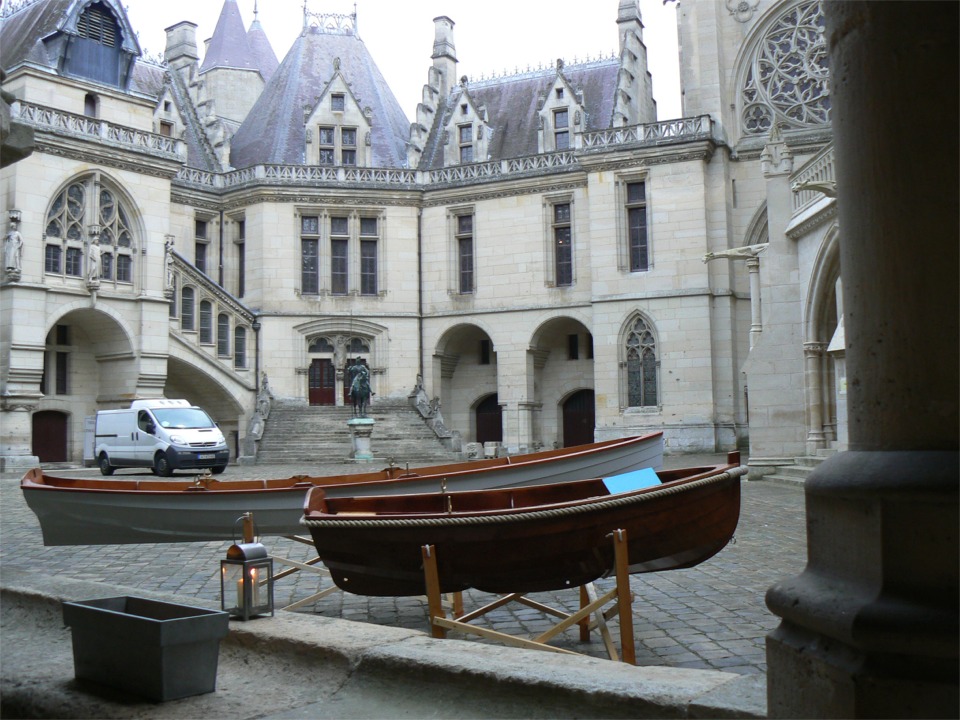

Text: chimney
xmin=431 ymin=16 xmax=457 ymax=98
xmin=164 ymin=21 xmax=200 ymax=72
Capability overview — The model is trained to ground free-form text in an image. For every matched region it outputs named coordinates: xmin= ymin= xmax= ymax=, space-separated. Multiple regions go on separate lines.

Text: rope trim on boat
xmin=300 ymin=466 xmax=747 ymax=529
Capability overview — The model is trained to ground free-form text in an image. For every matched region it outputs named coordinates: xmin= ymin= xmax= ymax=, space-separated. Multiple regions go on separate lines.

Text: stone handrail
xmin=791 ymin=144 xmax=835 ymax=212
xmin=171 ymin=115 xmax=717 ymax=193
xmin=581 ymin=115 xmax=715 ymax=150
xmin=14 ymin=101 xmax=185 ymax=161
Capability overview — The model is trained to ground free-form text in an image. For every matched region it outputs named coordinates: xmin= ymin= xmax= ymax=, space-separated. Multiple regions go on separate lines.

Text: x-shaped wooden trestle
xmin=421 ymin=528 xmax=636 ymax=664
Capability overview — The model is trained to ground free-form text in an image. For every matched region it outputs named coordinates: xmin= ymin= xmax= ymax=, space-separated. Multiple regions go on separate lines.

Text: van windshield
xmin=152 ymin=408 xmax=216 ymax=430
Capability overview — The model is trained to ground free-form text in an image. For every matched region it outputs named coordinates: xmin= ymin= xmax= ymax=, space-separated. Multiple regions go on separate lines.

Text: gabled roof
xmin=419 ymin=58 xmax=620 ymax=170
xmin=230 ymin=25 xmax=410 ymax=169
xmin=199 ymin=0 xmax=259 ymax=74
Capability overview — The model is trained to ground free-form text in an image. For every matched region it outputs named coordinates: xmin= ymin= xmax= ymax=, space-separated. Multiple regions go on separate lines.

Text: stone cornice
xmin=786 ymin=201 xmax=838 ymax=240
xmin=33 ymin=136 xmax=182 ymax=179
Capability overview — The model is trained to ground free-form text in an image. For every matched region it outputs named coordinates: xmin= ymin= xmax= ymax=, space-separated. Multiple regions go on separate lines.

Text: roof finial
xmin=253 ymin=0 xmax=258 ymax=20
xmin=303 ymin=0 xmax=308 ymax=29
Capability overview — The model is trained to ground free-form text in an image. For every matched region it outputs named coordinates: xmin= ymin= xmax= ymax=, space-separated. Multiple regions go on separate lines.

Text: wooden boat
xmin=20 ymin=433 xmax=663 ymax=546
xmin=301 ymin=453 xmax=746 ymax=597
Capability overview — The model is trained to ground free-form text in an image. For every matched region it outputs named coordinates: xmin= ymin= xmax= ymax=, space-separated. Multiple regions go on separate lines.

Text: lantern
xmin=220 ymin=542 xmax=274 ymax=621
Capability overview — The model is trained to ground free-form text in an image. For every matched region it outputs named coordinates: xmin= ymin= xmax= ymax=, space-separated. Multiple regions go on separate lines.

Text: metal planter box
xmin=62 ymin=596 xmax=229 ymax=702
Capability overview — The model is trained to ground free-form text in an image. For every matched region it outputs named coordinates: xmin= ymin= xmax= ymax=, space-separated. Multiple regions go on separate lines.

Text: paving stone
xmin=0 ymin=453 xmax=805 ymax=679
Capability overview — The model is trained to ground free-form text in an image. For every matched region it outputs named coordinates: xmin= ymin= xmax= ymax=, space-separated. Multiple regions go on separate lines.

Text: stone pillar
xmin=0 ymin=399 xmax=40 ymax=471
xmin=746 ymin=256 xmax=762 ymax=349
xmin=802 ymin=341 xmax=826 ymax=453
xmin=765 ymin=3 xmax=959 ymax=718
xmin=347 ymin=418 xmax=375 ymax=462
xmin=496 ymin=348 xmax=535 ymax=454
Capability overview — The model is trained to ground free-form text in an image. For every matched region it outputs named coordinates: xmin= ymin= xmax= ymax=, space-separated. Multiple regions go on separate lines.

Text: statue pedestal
xmin=347 ymin=418 xmax=375 ymax=462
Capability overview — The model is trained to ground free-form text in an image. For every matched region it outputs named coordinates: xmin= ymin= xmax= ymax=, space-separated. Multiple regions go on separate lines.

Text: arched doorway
xmin=562 ymin=390 xmax=595 ymax=447
xmin=32 ymin=411 xmax=68 ymax=462
xmin=475 ymin=394 xmax=502 ymax=444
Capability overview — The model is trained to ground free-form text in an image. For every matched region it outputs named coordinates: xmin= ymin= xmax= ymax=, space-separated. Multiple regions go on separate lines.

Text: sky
xmin=124 ymin=0 xmax=682 ymax=122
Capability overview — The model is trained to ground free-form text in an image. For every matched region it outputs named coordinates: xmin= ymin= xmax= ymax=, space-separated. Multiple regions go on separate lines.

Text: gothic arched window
xmin=624 ymin=315 xmax=658 ymax=408
xmin=308 ymin=337 xmax=334 ymax=353
xmin=43 ymin=175 xmax=135 ymax=287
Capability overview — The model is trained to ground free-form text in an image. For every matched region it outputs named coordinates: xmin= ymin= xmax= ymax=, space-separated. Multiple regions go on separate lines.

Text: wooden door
xmin=562 ymin=389 xmax=595 ymax=447
xmin=308 ymin=359 xmax=336 ymax=406
xmin=475 ymin=394 xmax=503 ymax=444
xmin=32 ymin=410 xmax=68 ymax=462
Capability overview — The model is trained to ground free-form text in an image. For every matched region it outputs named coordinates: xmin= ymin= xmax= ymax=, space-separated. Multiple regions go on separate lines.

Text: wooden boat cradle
xmin=421 ymin=529 xmax=639 ymax=663
xmin=260 ymin=530 xmax=639 ymax=662
xmin=273 ymin=468 xmax=744 ymax=662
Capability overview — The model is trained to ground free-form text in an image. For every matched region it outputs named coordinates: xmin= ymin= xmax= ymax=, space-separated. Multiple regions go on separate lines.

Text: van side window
xmin=138 ymin=411 xmax=152 ymax=432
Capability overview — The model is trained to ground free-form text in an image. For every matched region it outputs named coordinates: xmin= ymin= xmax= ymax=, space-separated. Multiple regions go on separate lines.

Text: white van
xmin=94 ymin=399 xmax=229 ymax=476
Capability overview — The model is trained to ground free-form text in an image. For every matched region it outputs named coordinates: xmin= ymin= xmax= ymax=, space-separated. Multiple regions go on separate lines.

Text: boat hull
xmin=21 ymin=433 xmax=663 ymax=545
xmin=303 ymin=466 xmax=744 ymax=596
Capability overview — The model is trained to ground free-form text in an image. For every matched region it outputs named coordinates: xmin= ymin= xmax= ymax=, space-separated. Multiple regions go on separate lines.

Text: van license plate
xmin=198 ymin=453 xmax=215 ymax=459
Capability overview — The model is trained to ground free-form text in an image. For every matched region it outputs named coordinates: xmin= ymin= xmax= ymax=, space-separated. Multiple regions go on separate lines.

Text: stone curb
xmin=1 ymin=569 xmax=766 ymax=719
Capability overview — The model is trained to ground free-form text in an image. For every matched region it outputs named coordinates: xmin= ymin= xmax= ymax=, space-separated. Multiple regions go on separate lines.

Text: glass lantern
xmin=220 ymin=542 xmax=274 ymax=621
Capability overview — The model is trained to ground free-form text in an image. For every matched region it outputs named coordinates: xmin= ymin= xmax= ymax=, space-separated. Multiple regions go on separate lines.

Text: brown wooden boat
xmin=301 ymin=452 xmax=746 ymax=597
xmin=21 ymin=433 xmax=663 ymax=545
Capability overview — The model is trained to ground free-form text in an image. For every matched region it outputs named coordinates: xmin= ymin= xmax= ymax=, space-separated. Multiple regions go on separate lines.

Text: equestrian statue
xmin=348 ymin=363 xmax=371 ymax=417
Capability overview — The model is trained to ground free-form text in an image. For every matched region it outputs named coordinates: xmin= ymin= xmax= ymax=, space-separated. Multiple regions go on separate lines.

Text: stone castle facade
xmin=1 ymin=0 xmax=838 ymax=473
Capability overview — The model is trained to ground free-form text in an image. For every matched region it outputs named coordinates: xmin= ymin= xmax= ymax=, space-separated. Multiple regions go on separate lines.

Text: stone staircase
xmin=256 ymin=398 xmax=461 ymax=466
xmin=763 ymin=448 xmax=839 ymax=486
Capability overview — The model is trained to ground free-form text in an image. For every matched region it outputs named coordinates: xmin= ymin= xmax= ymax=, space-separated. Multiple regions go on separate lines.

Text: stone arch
xmin=528 ymin=313 xmax=594 ymax=448
xmin=802 ymin=223 xmax=842 ymax=449
xmin=432 ymin=322 xmax=498 ymax=444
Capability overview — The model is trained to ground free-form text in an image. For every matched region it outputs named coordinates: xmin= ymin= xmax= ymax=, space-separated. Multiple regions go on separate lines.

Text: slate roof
xmin=246 ymin=18 xmax=279 ymax=82
xmin=229 ymin=25 xmax=410 ymax=169
xmin=0 ymin=0 xmax=69 ymax=73
xmin=199 ymin=0 xmax=260 ymax=74
xmin=419 ymin=58 xmax=620 ymax=170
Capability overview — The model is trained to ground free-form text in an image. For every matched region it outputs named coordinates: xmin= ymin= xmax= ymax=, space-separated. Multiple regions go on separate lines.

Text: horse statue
xmin=348 ymin=364 xmax=371 ymax=417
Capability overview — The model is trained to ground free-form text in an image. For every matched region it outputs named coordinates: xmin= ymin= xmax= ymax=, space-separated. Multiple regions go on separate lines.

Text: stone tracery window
xmin=43 ymin=176 xmax=135 ymax=286
xmin=624 ymin=315 xmax=658 ymax=408
xmin=741 ymin=1 xmax=830 ymax=135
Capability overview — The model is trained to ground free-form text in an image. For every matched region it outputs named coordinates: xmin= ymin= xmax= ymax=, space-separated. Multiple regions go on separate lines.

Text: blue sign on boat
xmin=602 ymin=467 xmax=661 ymax=495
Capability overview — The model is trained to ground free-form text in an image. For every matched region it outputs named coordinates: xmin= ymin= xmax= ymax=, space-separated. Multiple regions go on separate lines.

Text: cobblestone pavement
xmin=0 ymin=455 xmax=806 ymax=677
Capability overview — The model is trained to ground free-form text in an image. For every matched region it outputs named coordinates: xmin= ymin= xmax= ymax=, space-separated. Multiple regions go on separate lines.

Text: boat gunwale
xmin=302 ymin=464 xmax=746 ymax=527
xmin=19 ymin=432 xmax=663 ymax=495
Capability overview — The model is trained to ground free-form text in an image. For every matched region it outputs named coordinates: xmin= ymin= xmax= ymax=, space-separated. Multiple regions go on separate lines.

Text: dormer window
xmin=554 ymin=109 xmax=569 ymax=150
xmin=331 ymin=93 xmax=345 ymax=112
xmin=459 ymin=124 xmax=473 ymax=163
xmin=65 ymin=2 xmax=127 ymax=87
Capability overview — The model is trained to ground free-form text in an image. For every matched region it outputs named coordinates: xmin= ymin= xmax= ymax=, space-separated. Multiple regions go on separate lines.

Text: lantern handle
xmin=233 ymin=512 xmax=261 ymax=544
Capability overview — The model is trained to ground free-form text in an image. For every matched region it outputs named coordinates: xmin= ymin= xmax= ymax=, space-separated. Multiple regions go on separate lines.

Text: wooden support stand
xmin=420 ymin=528 xmax=636 ymax=664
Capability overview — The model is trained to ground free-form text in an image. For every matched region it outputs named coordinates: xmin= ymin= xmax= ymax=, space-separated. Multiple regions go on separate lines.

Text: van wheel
xmin=212 ymin=465 xmax=226 ymax=474
xmin=98 ymin=454 xmax=114 ymax=476
xmin=154 ymin=453 xmax=173 ymax=477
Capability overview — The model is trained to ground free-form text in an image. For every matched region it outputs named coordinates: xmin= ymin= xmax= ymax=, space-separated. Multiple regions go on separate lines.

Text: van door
xmin=135 ymin=409 xmax=162 ymax=466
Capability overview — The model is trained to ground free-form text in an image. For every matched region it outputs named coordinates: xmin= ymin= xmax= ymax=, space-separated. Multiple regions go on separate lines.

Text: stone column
xmin=802 ymin=341 xmax=826 ymax=453
xmin=765 ymin=3 xmax=959 ymax=718
xmin=746 ymin=256 xmax=762 ymax=349
xmin=0 ymin=399 xmax=40 ymax=471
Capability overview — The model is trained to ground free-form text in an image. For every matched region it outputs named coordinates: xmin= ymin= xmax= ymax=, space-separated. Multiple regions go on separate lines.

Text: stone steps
xmin=257 ymin=400 xmax=460 ymax=465
xmin=764 ymin=448 xmax=838 ymax=486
